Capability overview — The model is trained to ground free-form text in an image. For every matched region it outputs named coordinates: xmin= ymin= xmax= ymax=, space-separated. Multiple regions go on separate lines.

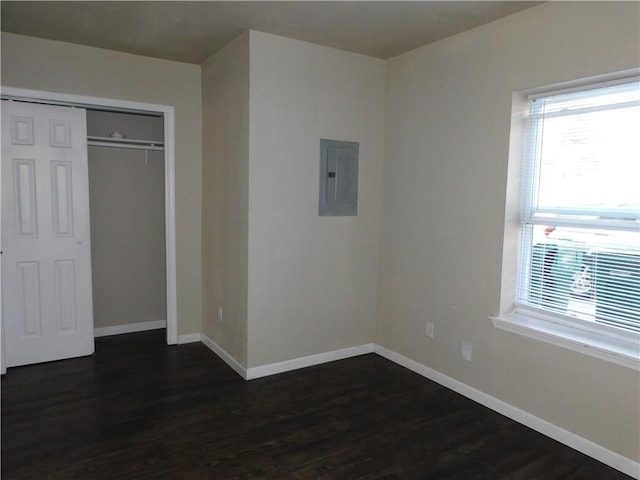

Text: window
xmin=517 ymin=78 xmax=640 ymax=336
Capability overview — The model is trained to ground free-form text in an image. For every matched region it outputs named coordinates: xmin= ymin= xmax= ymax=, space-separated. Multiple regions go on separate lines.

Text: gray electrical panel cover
xmin=319 ymin=139 xmax=359 ymax=216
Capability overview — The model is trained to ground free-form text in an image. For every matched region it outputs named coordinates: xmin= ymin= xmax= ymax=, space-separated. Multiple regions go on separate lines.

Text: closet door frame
xmin=0 ymin=86 xmax=178 ymax=361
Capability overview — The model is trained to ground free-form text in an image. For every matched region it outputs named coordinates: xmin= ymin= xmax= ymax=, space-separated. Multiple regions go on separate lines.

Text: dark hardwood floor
xmin=1 ymin=331 xmax=632 ymax=479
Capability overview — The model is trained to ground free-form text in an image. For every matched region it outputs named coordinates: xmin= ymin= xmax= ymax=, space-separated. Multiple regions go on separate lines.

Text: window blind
xmin=517 ymin=78 xmax=640 ymax=333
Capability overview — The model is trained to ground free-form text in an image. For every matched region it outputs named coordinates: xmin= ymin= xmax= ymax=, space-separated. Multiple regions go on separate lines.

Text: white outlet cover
xmin=425 ymin=321 xmax=434 ymax=338
xmin=461 ymin=342 xmax=472 ymax=361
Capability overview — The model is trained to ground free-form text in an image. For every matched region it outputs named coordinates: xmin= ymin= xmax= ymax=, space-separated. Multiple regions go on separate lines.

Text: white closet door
xmin=1 ymin=101 xmax=94 ymax=367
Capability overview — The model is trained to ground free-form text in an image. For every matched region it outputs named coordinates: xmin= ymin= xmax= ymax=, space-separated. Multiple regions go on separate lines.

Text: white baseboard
xmin=374 ymin=344 xmax=640 ymax=479
xmin=94 ymin=319 xmax=166 ymax=338
xmin=246 ymin=343 xmax=375 ymax=380
xmin=177 ymin=333 xmax=201 ymax=344
xmin=200 ymin=333 xmax=248 ymax=379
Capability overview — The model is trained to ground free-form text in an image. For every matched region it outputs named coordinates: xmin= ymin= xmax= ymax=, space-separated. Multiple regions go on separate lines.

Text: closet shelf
xmin=87 ymin=136 xmax=164 ymax=151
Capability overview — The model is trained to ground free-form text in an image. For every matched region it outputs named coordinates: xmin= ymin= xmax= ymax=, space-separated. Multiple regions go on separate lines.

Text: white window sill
xmin=490 ymin=310 xmax=640 ymax=370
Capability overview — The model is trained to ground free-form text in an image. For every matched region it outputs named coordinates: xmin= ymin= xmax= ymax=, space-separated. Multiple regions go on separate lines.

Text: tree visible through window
xmin=518 ymin=78 xmax=640 ymax=333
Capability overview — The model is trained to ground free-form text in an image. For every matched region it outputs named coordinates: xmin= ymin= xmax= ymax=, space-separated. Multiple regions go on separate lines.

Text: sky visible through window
xmin=536 ymin=86 xmax=640 ymax=214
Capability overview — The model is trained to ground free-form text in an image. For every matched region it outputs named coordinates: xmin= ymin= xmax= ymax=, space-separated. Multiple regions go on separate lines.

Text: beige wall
xmin=1 ymin=32 xmax=203 ymax=336
xmin=201 ymin=32 xmax=250 ymax=366
xmin=87 ymin=111 xmax=166 ymax=329
xmin=378 ymin=2 xmax=640 ymax=461
xmin=247 ymin=31 xmax=385 ymax=367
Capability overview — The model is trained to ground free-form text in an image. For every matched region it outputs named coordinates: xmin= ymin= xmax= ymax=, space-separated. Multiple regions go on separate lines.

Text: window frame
xmin=492 ymin=70 xmax=640 ymax=370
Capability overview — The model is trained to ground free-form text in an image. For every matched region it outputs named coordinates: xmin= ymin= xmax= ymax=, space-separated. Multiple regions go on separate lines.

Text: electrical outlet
xmin=218 ymin=306 xmax=223 ymax=322
xmin=425 ymin=321 xmax=434 ymax=338
xmin=461 ymin=342 xmax=472 ymax=362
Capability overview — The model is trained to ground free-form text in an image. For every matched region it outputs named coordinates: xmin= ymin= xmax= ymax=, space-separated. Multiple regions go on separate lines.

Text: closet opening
xmin=87 ymin=109 xmax=167 ymax=339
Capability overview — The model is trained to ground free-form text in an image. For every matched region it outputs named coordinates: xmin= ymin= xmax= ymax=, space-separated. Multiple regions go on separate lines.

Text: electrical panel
xmin=319 ymin=139 xmax=358 ymax=216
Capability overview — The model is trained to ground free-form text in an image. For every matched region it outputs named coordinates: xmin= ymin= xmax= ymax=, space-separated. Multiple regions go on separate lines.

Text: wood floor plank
xmin=1 ymin=331 xmax=632 ymax=479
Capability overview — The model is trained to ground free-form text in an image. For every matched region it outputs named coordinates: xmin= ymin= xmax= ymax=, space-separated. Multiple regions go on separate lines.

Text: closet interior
xmin=86 ymin=110 xmax=167 ymax=334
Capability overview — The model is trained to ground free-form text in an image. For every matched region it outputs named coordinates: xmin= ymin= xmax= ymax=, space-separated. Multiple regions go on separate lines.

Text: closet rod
xmin=88 ymin=141 xmax=164 ymax=151
xmin=87 ymin=135 xmax=164 ymax=151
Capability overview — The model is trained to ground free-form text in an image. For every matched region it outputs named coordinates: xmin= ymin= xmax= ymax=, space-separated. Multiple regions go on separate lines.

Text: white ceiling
xmin=1 ymin=1 xmax=542 ymax=64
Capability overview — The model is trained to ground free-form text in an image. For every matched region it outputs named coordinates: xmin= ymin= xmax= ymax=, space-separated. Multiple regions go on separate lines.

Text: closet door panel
xmin=2 ymin=100 xmax=94 ymax=368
